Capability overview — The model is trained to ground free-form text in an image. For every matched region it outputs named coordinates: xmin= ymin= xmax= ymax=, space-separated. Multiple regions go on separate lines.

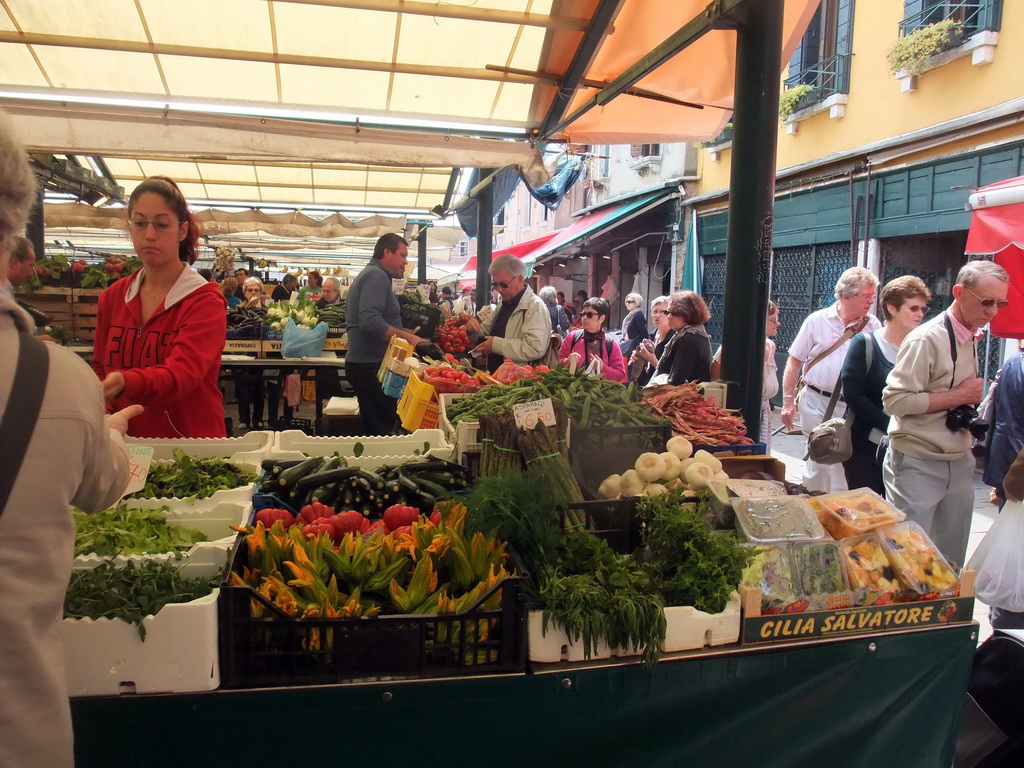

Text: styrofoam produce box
xmin=126 ymin=431 xmax=273 ymax=465
xmin=269 ymin=429 xmax=454 ymax=461
xmin=131 ymin=458 xmax=260 ymax=507
xmin=438 ymin=393 xmax=480 ymax=454
xmin=61 ymin=544 xmax=228 ymax=696
xmin=73 ymin=498 xmax=249 ymax=569
xmin=527 ymin=611 xmax=613 ymax=663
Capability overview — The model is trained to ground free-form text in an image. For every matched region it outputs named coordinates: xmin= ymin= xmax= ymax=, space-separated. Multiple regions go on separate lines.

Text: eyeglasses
xmin=962 ymin=285 xmax=1010 ymax=309
xmin=904 ymin=304 xmax=929 ymax=314
xmin=491 ymin=276 xmax=520 ymax=290
xmin=579 ymin=311 xmax=600 ymax=319
xmin=651 ymin=309 xmax=667 ymax=316
xmin=768 ymin=316 xmax=781 ymax=324
xmin=668 ymin=310 xmax=686 ymax=317
xmin=853 ymin=292 xmax=876 ymax=301
xmin=130 ymin=218 xmax=181 ymax=232
xmin=625 ymin=299 xmax=636 ymax=305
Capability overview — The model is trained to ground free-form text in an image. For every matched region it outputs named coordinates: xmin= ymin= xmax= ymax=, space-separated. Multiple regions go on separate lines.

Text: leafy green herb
xmin=128 ymin=448 xmax=257 ymax=499
xmin=73 ymin=504 xmax=208 ymax=557
xmin=637 ymin=489 xmax=754 ymax=614
xmin=64 ymin=561 xmax=219 ymax=640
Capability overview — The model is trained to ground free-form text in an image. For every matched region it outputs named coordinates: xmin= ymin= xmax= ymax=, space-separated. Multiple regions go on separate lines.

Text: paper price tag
xmin=123 ymin=444 xmax=155 ymax=496
xmin=512 ymin=398 xmax=556 ymax=430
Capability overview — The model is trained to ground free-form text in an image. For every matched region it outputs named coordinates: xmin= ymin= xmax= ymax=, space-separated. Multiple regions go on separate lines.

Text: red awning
xmin=456 ymin=230 xmax=562 ymax=275
xmin=966 ymin=176 xmax=1024 ymax=339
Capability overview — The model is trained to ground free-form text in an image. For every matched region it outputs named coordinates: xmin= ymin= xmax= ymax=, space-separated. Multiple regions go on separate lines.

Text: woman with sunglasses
xmin=630 ymin=295 xmax=674 ymax=385
xmin=91 ymin=176 xmax=228 ymax=437
xmin=653 ymin=291 xmax=712 ymax=386
xmin=619 ymin=292 xmax=647 ymax=358
xmin=841 ymin=275 xmax=931 ymax=494
xmin=558 ymin=297 xmax=627 ymax=382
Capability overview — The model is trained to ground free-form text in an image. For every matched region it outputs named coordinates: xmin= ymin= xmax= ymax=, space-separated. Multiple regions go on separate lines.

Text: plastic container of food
xmin=706 ymin=478 xmax=787 ymax=527
xmin=840 ymin=533 xmax=901 ymax=605
xmin=879 ymin=522 xmax=959 ymax=597
xmin=740 ymin=544 xmax=799 ymax=614
xmin=789 ymin=540 xmax=848 ymax=597
xmin=733 ymin=496 xmax=826 ymax=543
xmin=812 ymin=488 xmax=904 ymax=540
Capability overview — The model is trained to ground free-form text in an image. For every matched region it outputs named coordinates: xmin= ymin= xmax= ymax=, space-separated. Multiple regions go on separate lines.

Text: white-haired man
xmin=465 ymin=253 xmax=551 ymax=373
xmin=883 ymin=260 xmax=1009 ymax=566
xmin=780 ymin=266 xmax=881 ymax=492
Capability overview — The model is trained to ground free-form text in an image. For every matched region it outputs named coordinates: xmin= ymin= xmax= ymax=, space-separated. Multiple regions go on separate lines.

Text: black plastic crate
xmin=226 ymin=326 xmax=261 ymax=339
xmin=397 ymin=296 xmax=441 ymax=339
xmin=564 ymin=497 xmax=641 ymax=553
xmin=218 ymin=535 xmax=527 ymax=688
xmin=568 ymin=423 xmax=671 ymax=453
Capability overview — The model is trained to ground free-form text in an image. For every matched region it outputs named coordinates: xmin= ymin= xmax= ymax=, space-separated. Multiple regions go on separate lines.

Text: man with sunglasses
xmin=465 ymin=253 xmax=551 ymax=373
xmin=883 ymin=260 xmax=1010 ymax=567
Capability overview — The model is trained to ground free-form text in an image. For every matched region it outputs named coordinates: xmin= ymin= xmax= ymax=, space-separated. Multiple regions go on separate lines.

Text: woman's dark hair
xmin=582 ymin=297 xmax=611 ymax=330
xmin=128 ymin=176 xmax=201 ymax=264
xmin=307 ymin=270 xmax=323 ymax=288
xmin=669 ymin=290 xmax=711 ymax=325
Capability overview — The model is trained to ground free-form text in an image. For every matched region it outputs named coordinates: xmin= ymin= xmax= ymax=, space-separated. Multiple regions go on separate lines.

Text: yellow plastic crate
xmin=377 ymin=337 xmax=415 ymax=383
xmin=397 ymin=372 xmax=440 ymax=431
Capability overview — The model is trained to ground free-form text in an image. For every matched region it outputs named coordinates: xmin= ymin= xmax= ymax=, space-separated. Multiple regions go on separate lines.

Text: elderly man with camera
xmin=883 ymin=260 xmax=1010 ymax=567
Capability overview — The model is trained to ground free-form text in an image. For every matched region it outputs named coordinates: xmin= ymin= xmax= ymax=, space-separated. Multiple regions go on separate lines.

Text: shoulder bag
xmin=794 ymin=318 xmax=867 ymax=405
xmin=805 ymin=367 xmax=854 ymax=464
xmin=0 ymin=331 xmax=50 ymax=517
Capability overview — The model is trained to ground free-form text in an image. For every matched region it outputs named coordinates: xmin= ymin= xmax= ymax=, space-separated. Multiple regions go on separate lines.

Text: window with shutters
xmin=783 ymin=0 xmax=854 ymax=127
xmin=900 ymin=0 xmax=1002 ymax=38
xmin=627 ymin=144 xmax=661 ymax=174
xmin=893 ymin=0 xmax=1002 ymax=89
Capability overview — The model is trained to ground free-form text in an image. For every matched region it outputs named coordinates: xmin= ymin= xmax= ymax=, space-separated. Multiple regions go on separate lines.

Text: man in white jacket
xmin=0 ymin=109 xmax=142 ymax=768
xmin=466 ymin=253 xmax=551 ymax=373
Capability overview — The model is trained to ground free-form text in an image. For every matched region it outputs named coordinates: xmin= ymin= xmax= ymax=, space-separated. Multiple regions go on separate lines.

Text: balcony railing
xmin=899 ymin=0 xmax=1001 ymax=39
xmin=783 ymin=52 xmax=852 ymax=111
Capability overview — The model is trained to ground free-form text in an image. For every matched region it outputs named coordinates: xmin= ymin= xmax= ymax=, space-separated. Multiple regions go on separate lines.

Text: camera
xmin=946 ymin=404 xmax=990 ymax=456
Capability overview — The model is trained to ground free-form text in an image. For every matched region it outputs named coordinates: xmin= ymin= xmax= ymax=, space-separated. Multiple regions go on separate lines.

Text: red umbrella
xmin=966 ymin=176 xmax=1024 ymax=339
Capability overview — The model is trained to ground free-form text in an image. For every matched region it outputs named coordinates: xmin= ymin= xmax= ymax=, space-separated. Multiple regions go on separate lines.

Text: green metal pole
xmin=475 ymin=169 xmax=495 ymax=300
xmin=417 ymin=227 xmax=427 ymax=285
xmin=720 ymin=0 xmax=784 ymax=443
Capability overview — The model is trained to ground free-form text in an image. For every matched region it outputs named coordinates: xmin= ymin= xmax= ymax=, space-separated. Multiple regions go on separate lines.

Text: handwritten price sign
xmin=512 ymin=398 xmax=556 ymax=430
xmin=123 ymin=444 xmax=155 ymax=496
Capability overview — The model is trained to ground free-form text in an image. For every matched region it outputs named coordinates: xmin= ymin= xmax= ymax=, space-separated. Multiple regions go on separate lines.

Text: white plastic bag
xmin=968 ymin=499 xmax=1024 ymax=612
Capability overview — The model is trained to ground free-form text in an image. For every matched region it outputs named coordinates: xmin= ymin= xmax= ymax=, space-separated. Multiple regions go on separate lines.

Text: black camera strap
xmin=943 ymin=314 xmax=957 ymax=391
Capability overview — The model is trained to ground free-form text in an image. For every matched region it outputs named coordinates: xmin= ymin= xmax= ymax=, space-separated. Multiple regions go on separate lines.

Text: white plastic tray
xmin=61 ymin=544 xmax=227 ymax=696
xmin=73 ymin=499 xmax=249 ymax=568
xmin=269 ymin=429 xmax=455 ymax=462
xmin=126 ymin=432 xmax=273 ymax=465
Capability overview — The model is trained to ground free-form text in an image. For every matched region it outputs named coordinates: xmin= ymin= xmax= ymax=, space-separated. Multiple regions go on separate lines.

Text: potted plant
xmin=886 ymin=18 xmax=965 ymax=76
xmin=779 ymin=84 xmax=816 ymax=121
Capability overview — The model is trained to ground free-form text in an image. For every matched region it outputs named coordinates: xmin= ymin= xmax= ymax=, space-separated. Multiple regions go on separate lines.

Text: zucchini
xmin=278 ymin=457 xmax=321 ymax=489
xmin=311 ymin=482 xmax=340 ymax=505
xmin=417 ymin=470 xmax=457 ymax=487
xmin=261 ymin=458 xmax=307 ymax=474
xmin=412 ymin=476 xmax=449 ymax=498
xmin=294 ymin=466 xmax=359 ymax=493
xmin=360 ymin=469 xmax=385 ymax=490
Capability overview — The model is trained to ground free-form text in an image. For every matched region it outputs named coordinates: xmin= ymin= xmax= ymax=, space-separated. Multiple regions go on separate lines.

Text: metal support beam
xmin=719 ymin=0 xmax=784 ymax=443
xmin=475 ymin=169 xmax=496 ymax=300
xmin=542 ymin=0 xmax=753 ymax=139
xmin=417 ymin=227 xmax=427 ymax=285
xmin=538 ymin=0 xmax=627 ymax=137
xmin=26 ymin=185 xmax=45 ymax=259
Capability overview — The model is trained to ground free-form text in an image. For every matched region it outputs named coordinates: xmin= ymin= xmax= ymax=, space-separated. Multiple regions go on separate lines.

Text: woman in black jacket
xmin=654 ymin=290 xmax=712 ymax=385
xmin=841 ymin=276 xmax=931 ymax=494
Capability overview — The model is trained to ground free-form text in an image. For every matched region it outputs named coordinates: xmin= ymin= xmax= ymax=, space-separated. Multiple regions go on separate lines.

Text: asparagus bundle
xmin=517 ymin=403 xmax=582 ymax=509
xmin=479 ymin=411 xmax=524 ymax=477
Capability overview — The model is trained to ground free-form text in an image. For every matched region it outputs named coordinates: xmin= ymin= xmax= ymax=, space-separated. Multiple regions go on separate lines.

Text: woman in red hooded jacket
xmin=91 ymin=176 xmax=227 ymax=437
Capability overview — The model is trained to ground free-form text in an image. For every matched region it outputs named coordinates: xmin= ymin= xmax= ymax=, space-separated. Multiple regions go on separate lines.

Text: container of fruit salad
xmin=733 ymin=496 xmax=827 ymax=544
xmin=879 ymin=522 xmax=959 ymax=598
xmin=840 ymin=533 xmax=902 ymax=605
xmin=811 ymin=488 xmax=905 ymax=540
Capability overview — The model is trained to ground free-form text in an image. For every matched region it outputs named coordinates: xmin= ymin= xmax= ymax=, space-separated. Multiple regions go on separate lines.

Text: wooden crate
xmin=17 ymin=287 xmax=74 ymax=329
xmin=72 ymin=288 xmax=103 ymax=342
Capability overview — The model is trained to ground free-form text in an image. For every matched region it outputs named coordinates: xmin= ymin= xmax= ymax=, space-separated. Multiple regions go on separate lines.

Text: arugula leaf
xmin=128 ymin=449 xmax=257 ymax=500
xmin=73 ymin=504 xmax=208 ymax=557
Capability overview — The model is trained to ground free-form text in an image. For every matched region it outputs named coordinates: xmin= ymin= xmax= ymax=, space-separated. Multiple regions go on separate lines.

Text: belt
xmin=806 ymin=383 xmax=844 ymax=402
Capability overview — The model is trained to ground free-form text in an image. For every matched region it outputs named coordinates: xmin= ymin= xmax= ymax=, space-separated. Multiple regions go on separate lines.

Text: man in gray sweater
xmin=882 ymin=260 xmax=1009 ymax=567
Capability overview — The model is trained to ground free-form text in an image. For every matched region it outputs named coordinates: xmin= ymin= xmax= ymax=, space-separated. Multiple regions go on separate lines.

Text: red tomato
xmin=389 ymin=525 xmax=412 ymax=539
xmin=383 ymin=504 xmax=419 ymax=532
xmin=331 ymin=510 xmax=365 ymax=536
xmin=254 ymin=508 xmax=296 ymax=528
xmin=429 ymin=511 xmax=441 ymax=526
xmin=298 ymin=501 xmax=333 ymax=524
xmin=302 ymin=521 xmax=335 ymax=539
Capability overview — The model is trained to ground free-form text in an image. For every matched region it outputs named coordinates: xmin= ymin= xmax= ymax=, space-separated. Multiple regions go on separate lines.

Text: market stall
xmin=59 ymin=354 xmax=979 ymax=768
